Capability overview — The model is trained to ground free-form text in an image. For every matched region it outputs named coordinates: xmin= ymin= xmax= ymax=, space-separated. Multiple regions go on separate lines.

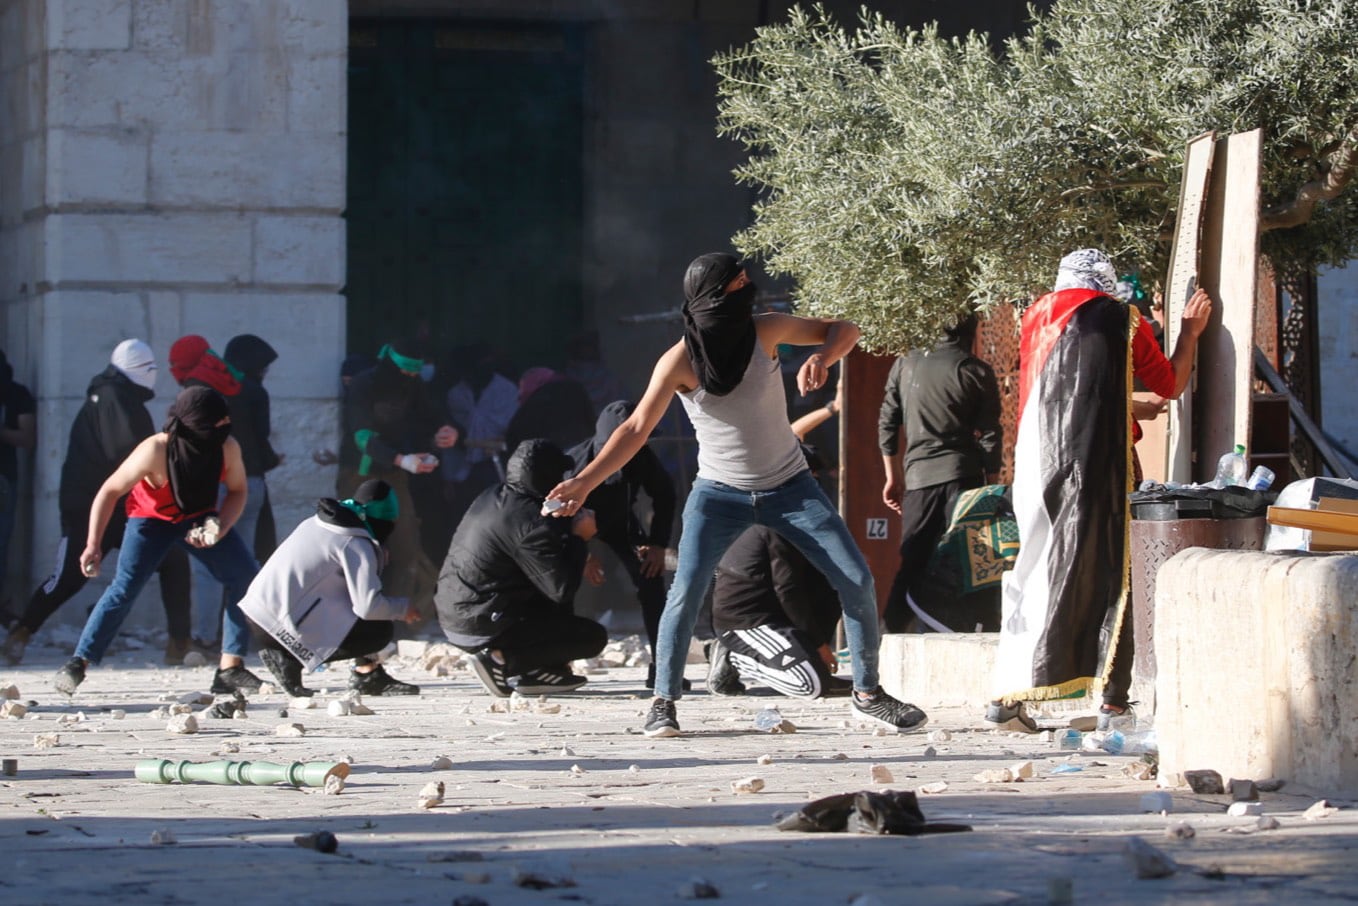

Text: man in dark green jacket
xmin=878 ymin=314 xmax=1001 ymax=633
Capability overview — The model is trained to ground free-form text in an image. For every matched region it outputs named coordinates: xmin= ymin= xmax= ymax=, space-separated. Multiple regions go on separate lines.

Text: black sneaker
xmin=514 ymin=666 xmax=587 ymax=695
xmin=469 ymin=650 xmax=514 ymax=698
xmin=350 ymin=664 xmax=420 ymax=696
xmin=820 ymin=675 xmax=854 ymax=698
xmin=642 ymin=697 xmax=681 ymax=738
xmin=983 ymin=700 xmax=1039 ymax=734
xmin=705 ymin=639 xmax=745 ymax=696
xmin=852 ymin=687 xmax=929 ymax=733
xmin=54 ymin=657 xmax=87 ymax=695
xmin=210 ymin=665 xmax=264 ymax=695
xmin=259 ymin=648 xmax=313 ymax=698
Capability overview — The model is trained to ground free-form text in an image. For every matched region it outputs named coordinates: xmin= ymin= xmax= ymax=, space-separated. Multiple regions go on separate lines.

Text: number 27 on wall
xmin=866 ymin=518 xmax=888 ymax=540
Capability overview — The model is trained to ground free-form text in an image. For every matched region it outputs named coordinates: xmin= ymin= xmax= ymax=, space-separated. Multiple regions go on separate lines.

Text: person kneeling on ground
xmin=436 ymin=439 xmax=607 ymax=698
xmin=239 ymin=479 xmax=421 ymax=698
xmin=54 ymin=386 xmax=261 ymax=696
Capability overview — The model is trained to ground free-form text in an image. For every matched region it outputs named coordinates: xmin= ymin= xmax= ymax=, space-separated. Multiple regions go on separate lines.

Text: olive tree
xmin=715 ymin=1 xmax=1358 ymax=352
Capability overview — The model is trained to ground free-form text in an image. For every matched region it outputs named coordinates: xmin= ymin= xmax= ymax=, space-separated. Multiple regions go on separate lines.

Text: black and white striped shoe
xmin=514 ymin=666 xmax=587 ymax=695
xmin=470 ymin=650 xmax=514 ymax=698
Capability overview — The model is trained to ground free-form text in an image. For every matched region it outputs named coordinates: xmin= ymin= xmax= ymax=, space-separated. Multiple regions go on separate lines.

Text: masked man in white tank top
xmin=547 ymin=253 xmax=929 ymax=738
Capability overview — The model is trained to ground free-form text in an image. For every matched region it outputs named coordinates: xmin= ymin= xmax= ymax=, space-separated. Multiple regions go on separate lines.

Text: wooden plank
xmin=1266 ymin=505 xmax=1358 ymax=536
xmin=1193 ymin=129 xmax=1262 ymax=482
xmin=1165 ymin=131 xmax=1216 ymax=482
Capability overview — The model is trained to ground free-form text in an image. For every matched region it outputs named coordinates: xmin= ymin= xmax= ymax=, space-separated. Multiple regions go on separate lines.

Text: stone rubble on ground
xmin=1 ymin=700 xmax=27 ymax=719
xmin=150 ymin=829 xmax=176 ymax=845
xmin=1123 ymin=836 xmax=1177 ymax=879
xmin=33 ymin=733 xmax=59 ymax=749
xmin=166 ymin=714 xmax=198 ymax=735
xmin=1305 ymin=800 xmax=1340 ymax=820
xmin=1227 ymin=801 xmax=1263 ymax=817
xmin=869 ymin=764 xmax=894 ymax=784
xmin=431 ymin=755 xmax=454 ymax=770
xmin=274 ymin=723 xmax=305 ymax=737
xmin=417 ymin=780 xmax=445 ymax=809
xmin=323 ymin=773 xmax=345 ymax=796
xmin=731 ymin=776 xmax=765 ymax=794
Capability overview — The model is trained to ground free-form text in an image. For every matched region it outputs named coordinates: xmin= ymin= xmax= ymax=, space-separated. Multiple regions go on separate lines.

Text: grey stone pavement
xmin=3 ymin=632 xmax=1357 ymax=906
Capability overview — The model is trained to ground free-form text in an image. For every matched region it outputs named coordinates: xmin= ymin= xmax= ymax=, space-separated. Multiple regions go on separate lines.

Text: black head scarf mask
xmin=682 ymin=253 xmax=757 ymax=397
xmin=162 ymin=386 xmax=231 ymax=517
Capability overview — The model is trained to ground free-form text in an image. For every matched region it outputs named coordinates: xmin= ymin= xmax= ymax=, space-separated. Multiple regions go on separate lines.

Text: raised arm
xmin=756 ymin=312 xmax=861 ymax=396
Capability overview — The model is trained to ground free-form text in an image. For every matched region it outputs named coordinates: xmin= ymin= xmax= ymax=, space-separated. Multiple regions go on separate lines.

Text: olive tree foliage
xmin=714 ymin=1 xmax=1358 ymax=353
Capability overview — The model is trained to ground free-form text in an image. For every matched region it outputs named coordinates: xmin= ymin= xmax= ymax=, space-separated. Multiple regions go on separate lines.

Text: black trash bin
xmin=1127 ymin=485 xmax=1274 ymax=702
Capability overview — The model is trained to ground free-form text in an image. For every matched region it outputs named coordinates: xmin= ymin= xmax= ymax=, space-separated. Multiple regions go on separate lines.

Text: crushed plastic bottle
xmin=1246 ymin=465 xmax=1275 ymax=492
xmin=1057 ymin=729 xmax=1083 ymax=750
xmin=753 ymin=707 xmax=795 ymax=733
xmin=1213 ymin=444 xmax=1248 ymax=487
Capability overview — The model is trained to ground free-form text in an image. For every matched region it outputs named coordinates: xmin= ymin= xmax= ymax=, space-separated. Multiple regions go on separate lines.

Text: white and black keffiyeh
xmin=1053 ymin=248 xmax=1118 ymax=295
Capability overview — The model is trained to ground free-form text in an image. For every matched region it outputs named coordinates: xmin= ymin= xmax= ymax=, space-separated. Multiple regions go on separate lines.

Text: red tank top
xmin=126 ymin=469 xmax=224 ymax=523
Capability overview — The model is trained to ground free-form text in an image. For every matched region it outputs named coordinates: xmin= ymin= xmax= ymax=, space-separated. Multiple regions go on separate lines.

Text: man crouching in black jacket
xmin=436 ymin=439 xmax=607 ymax=697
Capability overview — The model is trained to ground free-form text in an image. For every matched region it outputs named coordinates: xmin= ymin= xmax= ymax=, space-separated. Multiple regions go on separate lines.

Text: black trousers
xmin=597 ymin=532 xmax=666 ymax=656
xmin=20 ymin=506 xmax=191 ymax=639
xmin=482 ymin=610 xmax=607 ymax=677
xmin=883 ymin=477 xmax=978 ymax=633
xmin=255 ymin=618 xmax=394 ymax=667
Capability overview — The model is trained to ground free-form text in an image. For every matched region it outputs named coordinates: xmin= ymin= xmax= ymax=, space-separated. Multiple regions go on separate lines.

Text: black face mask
xmin=726 ymin=282 xmax=758 ymax=309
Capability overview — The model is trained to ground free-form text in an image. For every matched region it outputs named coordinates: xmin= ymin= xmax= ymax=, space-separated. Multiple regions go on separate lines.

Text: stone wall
xmin=1319 ymin=264 xmax=1358 ymax=467
xmin=0 ymin=0 xmax=346 ymax=618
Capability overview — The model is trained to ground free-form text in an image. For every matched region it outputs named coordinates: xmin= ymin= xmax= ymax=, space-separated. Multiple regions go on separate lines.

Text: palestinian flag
xmin=994 ymin=288 xmax=1137 ymax=704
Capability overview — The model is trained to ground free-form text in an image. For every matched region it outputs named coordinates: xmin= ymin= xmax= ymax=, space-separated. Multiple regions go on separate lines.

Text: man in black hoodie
xmin=436 ymin=439 xmax=607 ymax=698
xmin=567 ymin=400 xmax=675 ymax=689
xmin=1 ymin=341 xmax=192 ymax=666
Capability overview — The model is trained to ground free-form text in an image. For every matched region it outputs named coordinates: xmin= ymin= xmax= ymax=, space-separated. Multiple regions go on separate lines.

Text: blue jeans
xmin=191 ymin=477 xmax=264 ymax=643
xmin=654 ymin=472 xmax=880 ymax=700
xmin=75 ymin=516 xmax=257 ymax=664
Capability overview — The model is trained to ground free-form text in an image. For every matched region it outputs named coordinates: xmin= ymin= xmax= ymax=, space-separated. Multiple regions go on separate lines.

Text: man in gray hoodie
xmin=239 ymin=479 xmax=421 ymax=697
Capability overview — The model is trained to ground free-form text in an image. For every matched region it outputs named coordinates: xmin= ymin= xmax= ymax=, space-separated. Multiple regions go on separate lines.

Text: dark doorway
xmin=346 ymin=19 xmax=584 ymax=367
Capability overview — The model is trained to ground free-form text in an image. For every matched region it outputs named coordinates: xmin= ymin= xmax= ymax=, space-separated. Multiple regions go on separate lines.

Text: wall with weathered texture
xmin=1319 ymin=265 xmax=1358 ymax=467
xmin=0 ymin=0 xmax=346 ymax=618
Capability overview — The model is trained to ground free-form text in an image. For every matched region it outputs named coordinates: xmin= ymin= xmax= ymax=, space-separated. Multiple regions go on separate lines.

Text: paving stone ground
xmin=3 ymin=635 xmax=1357 ymax=905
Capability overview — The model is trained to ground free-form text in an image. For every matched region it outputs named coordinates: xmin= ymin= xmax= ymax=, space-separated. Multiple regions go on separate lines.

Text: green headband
xmin=339 ymin=493 xmax=400 ymax=527
xmin=379 ymin=343 xmax=423 ymax=374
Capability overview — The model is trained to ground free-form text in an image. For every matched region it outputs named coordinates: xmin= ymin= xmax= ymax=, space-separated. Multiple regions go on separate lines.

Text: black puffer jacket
xmin=436 ymin=439 xmax=586 ymax=647
xmin=59 ymin=366 xmax=155 ymax=513
xmin=222 ymin=334 xmax=281 ymax=477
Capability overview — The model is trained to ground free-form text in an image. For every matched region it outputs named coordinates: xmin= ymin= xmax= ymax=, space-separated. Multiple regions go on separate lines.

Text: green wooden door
xmin=347 ymin=20 xmax=584 ymax=366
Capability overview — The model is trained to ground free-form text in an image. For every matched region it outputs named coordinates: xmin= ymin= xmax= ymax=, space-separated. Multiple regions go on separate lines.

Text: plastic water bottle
xmin=1246 ymin=465 xmax=1275 ymax=492
xmin=1214 ymin=444 xmax=1248 ymax=487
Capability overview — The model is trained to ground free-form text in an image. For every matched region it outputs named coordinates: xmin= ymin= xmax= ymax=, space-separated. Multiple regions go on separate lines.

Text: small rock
xmin=569 ymin=764 xmax=586 ymax=775
xmin=257 ymin=683 xmax=277 ymax=696
xmin=323 ymin=773 xmax=345 ymax=796
xmin=1123 ymin=761 xmax=1157 ymax=781
xmin=559 ymin=746 xmax=575 ymax=757
xmin=921 ymin=746 xmax=937 ymax=758
xmin=108 ymin=709 xmax=125 ymax=720
xmin=927 ymin=729 xmax=951 ymax=743
xmin=918 ymin=781 xmax=949 ymax=795
xmin=756 ymin=754 xmax=773 ymax=765
xmin=510 ymin=863 xmax=576 ymax=889
xmin=178 ymin=691 xmax=213 ymax=705
xmin=417 ymin=780 xmax=445 ymax=809
xmin=293 ymin=831 xmax=338 ymax=853
xmin=1140 ymin=792 xmax=1173 ymax=814
xmin=872 ymin=727 xmax=891 ymax=737
xmin=676 ymin=877 xmax=720 ymax=899
xmin=974 ymin=768 xmax=1015 ymax=784
xmin=1227 ymin=801 xmax=1262 ymax=817
xmin=150 ymin=829 xmax=177 ymax=845
xmin=182 ymin=651 xmax=208 ymax=668
xmin=1256 ymin=778 xmax=1286 ymax=793
xmin=276 ymin=708 xmax=288 ymax=718
xmin=1 ymin=700 xmax=28 ymax=719
xmin=1304 ymin=800 xmax=1339 ymax=820
xmin=1 ymin=684 xmax=19 ymax=700
xmin=628 ymin=764 xmax=640 ymax=774
xmin=151 ymin=706 xmax=172 ymax=720
xmin=869 ymin=764 xmax=894 ymax=784
xmin=1165 ymin=822 xmax=1195 ymax=840
xmin=1010 ymin=761 xmax=1035 ymax=780
xmin=274 ymin=723 xmax=306 ymax=737
xmin=327 ymin=699 xmax=350 ymax=717
xmin=535 ymin=701 xmax=561 ymax=714
xmin=830 ymin=752 xmax=848 ymax=761
xmin=169 ymin=703 xmax=192 ymax=715
xmin=431 ymin=755 xmax=454 ymax=770
xmin=349 ymin=701 xmax=375 ymax=716
xmin=33 ymin=733 xmax=60 ymax=749
xmin=1123 ymin=836 xmax=1177 ymax=879
xmin=1183 ymin=769 xmax=1225 ymax=794
xmin=219 ymin=741 xmax=241 ymax=754
xmin=166 ymin=714 xmax=199 ymax=735
xmin=731 ymin=776 xmax=765 ymax=794
xmin=1228 ymin=778 xmax=1259 ymax=802
xmin=1256 ymin=815 xmax=1281 ymax=830
xmin=291 ymin=697 xmax=317 ymax=710
xmin=1068 ymin=715 xmax=1098 ymax=732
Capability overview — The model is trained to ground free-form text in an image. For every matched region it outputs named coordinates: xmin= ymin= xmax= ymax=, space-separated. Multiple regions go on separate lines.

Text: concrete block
xmin=277 ymin=1 xmax=347 ymax=54
xmin=47 ymin=129 xmax=148 ymax=205
xmin=46 ymin=212 xmax=253 ymax=284
xmin=252 ymin=215 xmax=344 ymax=288
xmin=284 ymin=54 xmax=345 ymax=133
xmin=149 ymin=131 xmax=343 ymax=208
xmin=20 ymin=134 xmax=44 ymax=212
xmin=879 ymin=632 xmax=997 ymax=709
xmin=47 ymin=0 xmax=132 ymax=50
xmin=35 ymin=290 xmax=154 ymax=396
xmin=1156 ymin=548 xmax=1358 ymax=797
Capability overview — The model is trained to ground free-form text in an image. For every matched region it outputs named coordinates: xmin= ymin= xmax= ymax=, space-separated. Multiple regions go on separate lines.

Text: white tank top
xmin=678 ymin=346 xmax=807 ymax=491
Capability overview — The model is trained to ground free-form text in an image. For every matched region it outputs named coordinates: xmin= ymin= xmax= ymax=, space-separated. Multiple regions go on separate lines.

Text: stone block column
xmin=0 ymin=0 xmax=347 ymax=616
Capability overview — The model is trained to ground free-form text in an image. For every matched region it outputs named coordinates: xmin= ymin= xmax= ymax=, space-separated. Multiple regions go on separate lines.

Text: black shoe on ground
xmin=469 ymin=650 xmax=514 ymax=698
xmin=211 ymin=665 xmax=264 ymax=695
xmin=259 ymin=648 xmax=313 ymax=697
xmin=643 ymin=697 xmax=682 ymax=738
xmin=820 ymin=675 xmax=854 ymax=698
xmin=705 ymin=639 xmax=745 ymax=696
xmin=514 ymin=666 xmax=587 ymax=695
xmin=852 ymin=687 xmax=929 ymax=733
xmin=54 ymin=657 xmax=87 ymax=695
xmin=350 ymin=664 xmax=420 ymax=696
xmin=983 ymin=700 xmax=1039 ymax=734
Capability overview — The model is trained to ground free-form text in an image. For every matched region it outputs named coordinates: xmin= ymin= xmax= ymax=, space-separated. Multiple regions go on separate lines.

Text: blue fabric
xmin=190 ymin=476 xmax=264 ymax=642
xmin=76 ymin=516 xmax=256 ymax=663
xmin=653 ymin=471 xmax=879 ymax=699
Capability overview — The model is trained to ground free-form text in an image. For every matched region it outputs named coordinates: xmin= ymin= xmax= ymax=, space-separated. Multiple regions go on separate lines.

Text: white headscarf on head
xmin=1053 ymin=249 xmax=1119 ymax=296
xmin=111 ymin=339 xmax=157 ymax=391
